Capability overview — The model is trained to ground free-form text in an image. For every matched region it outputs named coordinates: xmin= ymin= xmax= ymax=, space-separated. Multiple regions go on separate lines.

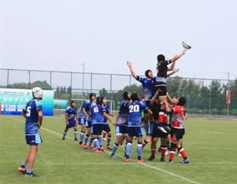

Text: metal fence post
xmin=110 ymin=74 xmax=112 ymax=94
xmin=90 ymin=73 xmax=93 ymax=93
xmin=70 ymin=72 xmax=73 ymax=101
xmin=28 ymin=70 xmax=31 ymax=89
xmin=50 ymin=71 xmax=52 ymax=90
xmin=7 ymin=69 xmax=9 ymax=87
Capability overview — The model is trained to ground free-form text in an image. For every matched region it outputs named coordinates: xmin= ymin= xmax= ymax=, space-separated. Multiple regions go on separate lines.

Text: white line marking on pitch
xmin=7 ymin=116 xmax=202 ymax=184
xmin=198 ymin=130 xmax=226 ymax=135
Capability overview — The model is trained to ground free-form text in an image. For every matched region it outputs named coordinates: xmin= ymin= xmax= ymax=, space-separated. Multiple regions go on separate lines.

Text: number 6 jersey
xmin=128 ymin=101 xmax=148 ymax=127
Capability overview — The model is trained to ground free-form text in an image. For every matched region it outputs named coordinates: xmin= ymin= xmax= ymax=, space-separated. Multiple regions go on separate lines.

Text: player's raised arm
xmin=150 ymin=90 xmax=159 ymax=106
xmin=168 ymin=49 xmax=186 ymax=71
xmin=167 ymin=69 xmax=179 ymax=77
xmin=127 ymin=61 xmax=138 ymax=79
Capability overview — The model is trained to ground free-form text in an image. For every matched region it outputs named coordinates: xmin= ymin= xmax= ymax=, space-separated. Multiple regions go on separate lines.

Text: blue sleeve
xmin=106 ymin=105 xmax=110 ymax=113
xmin=65 ymin=107 xmax=69 ymax=113
xmin=75 ymin=108 xmax=78 ymax=113
xmin=82 ymin=100 xmax=89 ymax=108
xmin=139 ymin=77 xmax=145 ymax=84
xmin=141 ymin=102 xmax=148 ymax=110
xmin=35 ymin=101 xmax=42 ymax=111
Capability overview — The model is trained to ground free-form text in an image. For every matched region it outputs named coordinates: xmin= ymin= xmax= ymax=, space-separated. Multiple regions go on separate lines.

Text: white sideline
xmin=6 ymin=116 xmax=202 ymax=184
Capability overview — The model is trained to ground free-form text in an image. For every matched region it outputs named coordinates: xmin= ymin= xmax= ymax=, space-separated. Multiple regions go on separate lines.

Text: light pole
xmin=224 ymin=72 xmax=230 ymax=117
xmin=81 ymin=63 xmax=85 ymax=97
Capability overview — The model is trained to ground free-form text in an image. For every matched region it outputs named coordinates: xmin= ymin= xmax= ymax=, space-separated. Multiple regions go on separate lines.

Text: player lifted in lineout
xmin=155 ymin=49 xmax=186 ymax=133
xmin=62 ymin=101 xmax=78 ymax=140
xmin=127 ymin=61 xmax=179 ymax=148
xmin=78 ymin=93 xmax=96 ymax=147
xmin=18 ymin=87 xmax=43 ymax=177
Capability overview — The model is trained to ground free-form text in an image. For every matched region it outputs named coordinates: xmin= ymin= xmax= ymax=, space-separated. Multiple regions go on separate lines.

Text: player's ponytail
xmin=131 ymin=93 xmax=140 ymax=102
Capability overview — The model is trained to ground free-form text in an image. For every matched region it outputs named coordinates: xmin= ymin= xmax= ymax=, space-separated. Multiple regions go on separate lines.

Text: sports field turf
xmin=0 ymin=116 xmax=237 ymax=184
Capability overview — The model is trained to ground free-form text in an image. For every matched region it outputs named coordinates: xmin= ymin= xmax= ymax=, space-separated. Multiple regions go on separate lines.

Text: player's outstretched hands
xmin=127 ymin=61 xmax=132 ymax=68
xmin=182 ymin=49 xmax=187 ymax=55
xmin=173 ymin=69 xmax=179 ymax=73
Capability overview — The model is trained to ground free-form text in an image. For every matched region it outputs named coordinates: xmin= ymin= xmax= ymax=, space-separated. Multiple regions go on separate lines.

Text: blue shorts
xmin=115 ymin=125 xmax=128 ymax=135
xmin=65 ymin=120 xmax=77 ymax=128
xmin=86 ymin=121 xmax=92 ymax=128
xmin=25 ymin=133 xmax=42 ymax=145
xmin=91 ymin=124 xmax=104 ymax=135
xmin=103 ymin=124 xmax=111 ymax=132
xmin=127 ymin=127 xmax=144 ymax=137
xmin=78 ymin=118 xmax=86 ymax=125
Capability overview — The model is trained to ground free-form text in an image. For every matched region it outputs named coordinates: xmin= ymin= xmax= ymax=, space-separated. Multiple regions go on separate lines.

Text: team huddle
xmin=18 ymin=49 xmax=189 ymax=177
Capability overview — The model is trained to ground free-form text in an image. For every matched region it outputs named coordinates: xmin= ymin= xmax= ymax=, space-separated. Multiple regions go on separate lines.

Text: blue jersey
xmin=136 ymin=76 xmax=156 ymax=101
xmin=24 ymin=99 xmax=43 ymax=134
xmin=79 ymin=100 xmax=93 ymax=120
xmin=116 ymin=101 xmax=129 ymax=125
xmin=90 ymin=104 xmax=106 ymax=124
xmin=103 ymin=104 xmax=110 ymax=123
xmin=128 ymin=101 xmax=148 ymax=126
xmin=65 ymin=106 xmax=78 ymax=121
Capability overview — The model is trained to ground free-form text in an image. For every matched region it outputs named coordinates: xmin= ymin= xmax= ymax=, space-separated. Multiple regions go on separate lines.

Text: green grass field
xmin=0 ymin=116 xmax=237 ymax=184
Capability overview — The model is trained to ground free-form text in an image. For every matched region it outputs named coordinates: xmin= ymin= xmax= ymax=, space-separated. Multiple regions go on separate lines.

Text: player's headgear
xmin=32 ymin=87 xmax=43 ymax=99
xmin=145 ymin=69 xmax=152 ymax=78
xmin=89 ymin=93 xmax=96 ymax=100
xmin=123 ymin=91 xmax=130 ymax=101
xmin=157 ymin=54 xmax=165 ymax=63
xmin=177 ymin=97 xmax=186 ymax=106
xmin=96 ymin=97 xmax=102 ymax=105
xmin=131 ymin=93 xmax=140 ymax=102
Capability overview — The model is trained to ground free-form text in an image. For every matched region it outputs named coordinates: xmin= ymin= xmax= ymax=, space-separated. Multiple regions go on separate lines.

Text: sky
xmin=1 ymin=0 xmax=237 ymax=91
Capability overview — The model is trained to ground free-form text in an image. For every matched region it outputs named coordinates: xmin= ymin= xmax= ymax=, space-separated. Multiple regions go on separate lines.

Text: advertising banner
xmin=0 ymin=88 xmax=54 ymax=116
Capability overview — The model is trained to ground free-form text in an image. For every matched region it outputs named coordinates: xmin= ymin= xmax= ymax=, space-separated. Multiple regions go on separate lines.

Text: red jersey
xmin=170 ymin=105 xmax=186 ymax=129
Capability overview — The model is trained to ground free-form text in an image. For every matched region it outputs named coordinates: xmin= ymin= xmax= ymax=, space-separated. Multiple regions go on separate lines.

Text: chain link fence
xmin=0 ymin=68 xmax=236 ymax=117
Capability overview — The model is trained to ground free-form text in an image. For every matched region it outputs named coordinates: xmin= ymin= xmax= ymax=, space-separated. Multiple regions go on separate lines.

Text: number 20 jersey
xmin=128 ymin=101 xmax=148 ymax=127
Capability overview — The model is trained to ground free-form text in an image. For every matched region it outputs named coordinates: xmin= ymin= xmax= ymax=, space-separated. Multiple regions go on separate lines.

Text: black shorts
xmin=144 ymin=101 xmax=150 ymax=113
xmin=171 ymin=128 xmax=185 ymax=141
xmin=152 ymin=124 xmax=168 ymax=138
xmin=103 ymin=124 xmax=111 ymax=133
xmin=155 ymin=86 xmax=167 ymax=96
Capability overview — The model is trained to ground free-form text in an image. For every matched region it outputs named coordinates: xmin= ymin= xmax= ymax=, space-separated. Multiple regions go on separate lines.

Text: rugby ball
xmin=182 ymin=41 xmax=192 ymax=49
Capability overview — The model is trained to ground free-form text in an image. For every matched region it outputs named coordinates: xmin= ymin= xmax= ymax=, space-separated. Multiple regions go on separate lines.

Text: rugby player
xmin=101 ymin=97 xmax=115 ymax=150
xmin=164 ymin=97 xmax=189 ymax=164
xmin=147 ymin=90 xmax=169 ymax=162
xmin=156 ymin=49 xmax=186 ymax=133
xmin=18 ymin=87 xmax=43 ymax=177
xmin=110 ymin=92 xmax=130 ymax=159
xmin=62 ymin=101 xmax=78 ymax=140
xmin=90 ymin=97 xmax=115 ymax=153
xmin=78 ymin=93 xmax=96 ymax=147
xmin=125 ymin=93 xmax=152 ymax=163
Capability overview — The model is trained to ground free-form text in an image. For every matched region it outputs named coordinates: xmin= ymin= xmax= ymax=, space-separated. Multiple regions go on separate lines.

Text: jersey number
xmin=94 ymin=107 xmax=99 ymax=113
xmin=129 ymin=105 xmax=139 ymax=113
xmin=26 ymin=106 xmax=31 ymax=117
